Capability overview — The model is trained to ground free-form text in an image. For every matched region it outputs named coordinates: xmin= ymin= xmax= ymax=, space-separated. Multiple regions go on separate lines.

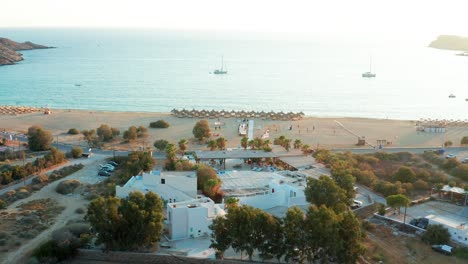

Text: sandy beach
xmin=0 ymin=108 xmax=467 ymax=150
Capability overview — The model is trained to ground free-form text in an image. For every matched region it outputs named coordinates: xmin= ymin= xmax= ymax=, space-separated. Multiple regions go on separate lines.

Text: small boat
xmin=465 ymin=98 xmax=468 ymax=101
xmin=456 ymin=52 xmax=468 ymax=56
xmin=213 ymin=56 xmax=227 ymax=75
xmin=75 ymin=84 xmax=81 ymax=87
xmin=362 ymin=57 xmax=376 ymax=78
xmin=449 ymin=94 xmax=456 ymax=98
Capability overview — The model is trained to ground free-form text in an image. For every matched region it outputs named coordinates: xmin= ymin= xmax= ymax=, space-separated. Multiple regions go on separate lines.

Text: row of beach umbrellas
xmin=170 ymin=109 xmax=305 ymax=121
xmin=0 ymin=105 xmax=42 ymax=115
xmin=418 ymin=118 xmax=468 ymax=127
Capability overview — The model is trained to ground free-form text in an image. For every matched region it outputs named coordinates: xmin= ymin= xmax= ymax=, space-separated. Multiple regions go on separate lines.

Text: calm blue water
xmin=0 ymin=28 xmax=467 ymax=120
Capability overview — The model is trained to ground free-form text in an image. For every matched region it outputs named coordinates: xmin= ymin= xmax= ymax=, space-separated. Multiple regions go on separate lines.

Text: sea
xmin=0 ymin=28 xmax=467 ymax=120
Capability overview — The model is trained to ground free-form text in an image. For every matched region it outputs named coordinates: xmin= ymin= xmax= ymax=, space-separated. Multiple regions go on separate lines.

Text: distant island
xmin=0 ymin=37 xmax=53 ymax=66
xmin=429 ymin=35 xmax=468 ymax=51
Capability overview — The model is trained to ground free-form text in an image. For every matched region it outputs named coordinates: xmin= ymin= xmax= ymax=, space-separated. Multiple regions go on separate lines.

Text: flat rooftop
xmin=278 ymin=155 xmax=318 ymax=169
xmin=219 ymin=170 xmax=305 ymax=196
xmin=195 ymin=149 xmax=277 ymax=159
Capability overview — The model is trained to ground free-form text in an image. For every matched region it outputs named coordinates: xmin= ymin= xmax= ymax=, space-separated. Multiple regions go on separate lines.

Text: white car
xmin=445 ymin=154 xmax=456 ymax=159
xmin=353 ymin=200 xmax=363 ymax=206
xmin=462 ymin=158 xmax=468 ymax=164
xmin=99 ymin=164 xmax=115 ymax=171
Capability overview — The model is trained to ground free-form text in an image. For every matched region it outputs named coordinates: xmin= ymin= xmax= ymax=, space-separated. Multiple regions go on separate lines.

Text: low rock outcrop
xmin=0 ymin=37 xmax=52 ymax=66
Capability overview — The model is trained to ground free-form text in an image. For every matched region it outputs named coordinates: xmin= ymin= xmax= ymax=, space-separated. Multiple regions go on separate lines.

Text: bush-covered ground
xmin=313 ymin=150 xmax=466 ymax=199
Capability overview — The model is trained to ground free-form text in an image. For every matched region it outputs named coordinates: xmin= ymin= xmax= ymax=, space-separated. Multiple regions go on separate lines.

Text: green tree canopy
xmin=178 ymin=139 xmax=188 ymax=153
xmin=153 ymin=139 xmax=169 ymax=151
xmin=193 ymin=120 xmax=211 ymax=141
xmin=28 ymin=125 xmax=53 ymax=151
xmin=422 ymin=224 xmax=451 ymax=245
xmin=304 ymin=175 xmax=349 ymax=212
xmin=240 ymin=136 xmax=248 ymax=149
xmin=461 ymin=136 xmax=468 ymax=146
xmin=149 ymin=120 xmax=170 ymax=128
xmin=86 ymin=191 xmax=164 ymax=250
xmin=123 ymin=126 xmax=138 ymax=141
xmin=386 ymin=194 xmax=410 ymax=214
xmin=97 ymin=124 xmax=114 ymax=142
xmin=392 ymin=166 xmax=416 ymax=183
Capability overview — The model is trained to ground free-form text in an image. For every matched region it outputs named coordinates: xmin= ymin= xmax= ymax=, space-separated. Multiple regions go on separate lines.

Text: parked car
xmin=100 ymin=167 xmax=113 ymax=172
xmin=462 ymin=158 xmax=468 ymax=164
xmin=107 ymin=161 xmax=119 ymax=167
xmin=409 ymin=218 xmax=419 ymax=227
xmin=98 ymin=171 xmax=111 ymax=177
xmin=446 ymin=154 xmax=456 ymax=159
xmin=99 ymin=164 xmax=115 ymax=171
xmin=417 ymin=218 xmax=429 ymax=229
xmin=431 ymin=244 xmax=453 ymax=256
xmin=353 ymin=200 xmax=363 ymax=206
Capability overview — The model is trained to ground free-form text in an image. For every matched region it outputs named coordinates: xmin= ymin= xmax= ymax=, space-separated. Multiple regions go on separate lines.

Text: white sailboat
xmin=362 ymin=57 xmax=376 ymax=78
xmin=213 ymin=56 xmax=228 ymax=74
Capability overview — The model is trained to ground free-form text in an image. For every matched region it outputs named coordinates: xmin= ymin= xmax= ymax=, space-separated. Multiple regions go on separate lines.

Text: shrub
xmin=0 ymin=239 xmax=6 ymax=246
xmin=150 ymin=120 xmax=170 ymax=128
xmin=28 ymin=126 xmax=53 ymax=151
xmin=56 ymin=180 xmax=81 ymax=195
xmin=32 ymin=174 xmax=49 ymax=185
xmin=451 ymin=164 xmax=468 ymax=181
xmin=0 ymin=199 xmax=5 ymax=209
xmin=153 ymin=139 xmax=169 ymax=151
xmin=378 ymin=204 xmax=386 ymax=216
xmin=75 ymin=208 xmax=85 ymax=214
xmin=67 ymin=128 xmax=80 ymax=135
xmin=443 ymin=158 xmax=461 ymax=171
xmin=70 ymin=147 xmax=83 ymax=159
xmin=422 ymin=224 xmax=450 ymax=245
xmin=413 ymin=179 xmax=429 ymax=190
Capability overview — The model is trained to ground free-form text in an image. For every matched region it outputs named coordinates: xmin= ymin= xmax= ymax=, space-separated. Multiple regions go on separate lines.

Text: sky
xmin=1 ymin=0 xmax=468 ymax=36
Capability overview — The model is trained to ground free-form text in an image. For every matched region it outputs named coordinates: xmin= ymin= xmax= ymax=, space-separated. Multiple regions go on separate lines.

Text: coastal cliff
xmin=429 ymin=35 xmax=468 ymax=51
xmin=0 ymin=37 xmax=52 ymax=66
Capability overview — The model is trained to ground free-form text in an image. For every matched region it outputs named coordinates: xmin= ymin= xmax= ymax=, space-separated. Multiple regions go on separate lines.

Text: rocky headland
xmin=429 ymin=35 xmax=468 ymax=51
xmin=0 ymin=37 xmax=52 ymax=66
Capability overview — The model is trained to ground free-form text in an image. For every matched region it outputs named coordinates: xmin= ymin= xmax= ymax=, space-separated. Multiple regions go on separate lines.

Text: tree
xmin=422 ymin=224 xmax=450 ymax=245
xmin=97 ymin=124 xmax=113 ymax=142
xmin=137 ymin=126 xmax=148 ymax=138
xmin=444 ymin=140 xmax=453 ymax=147
xmin=216 ymin=137 xmax=227 ymax=150
xmin=283 ymin=206 xmax=308 ymax=263
xmin=386 ymin=194 xmax=410 ymax=223
xmin=224 ymin=197 xmax=239 ymax=210
xmin=70 ymin=146 xmax=83 ymax=159
xmin=207 ymin=140 xmax=217 ymax=151
xmin=28 ymin=126 xmax=53 ymax=151
xmin=461 ymin=136 xmax=468 ymax=146
xmin=153 ymin=139 xmax=169 ymax=151
xmin=178 ymin=139 xmax=188 ymax=153
xmin=304 ymin=175 xmax=349 ymax=212
xmin=123 ymin=126 xmax=138 ymax=141
xmin=301 ymin=144 xmax=312 ymax=154
xmin=240 ymin=136 xmax=248 ymax=149
xmin=210 ymin=216 xmax=232 ymax=259
xmin=165 ymin=143 xmax=176 ymax=161
xmin=86 ymin=191 xmax=164 ymax=250
xmin=82 ymin=129 xmax=97 ymax=147
xmin=336 ymin=211 xmax=366 ymax=264
xmin=293 ymin=139 xmax=302 ymax=149
xmin=331 ymin=172 xmax=356 ymax=200
xmin=393 ymin=166 xmax=416 ymax=183
xmin=193 ymin=120 xmax=211 ymax=141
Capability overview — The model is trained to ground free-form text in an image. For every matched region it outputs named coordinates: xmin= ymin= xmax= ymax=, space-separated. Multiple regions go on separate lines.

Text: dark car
xmin=98 ymin=171 xmax=111 ymax=177
xmin=417 ymin=218 xmax=429 ymax=229
xmin=409 ymin=218 xmax=419 ymax=227
xmin=431 ymin=244 xmax=453 ymax=256
xmin=100 ymin=167 xmax=113 ymax=172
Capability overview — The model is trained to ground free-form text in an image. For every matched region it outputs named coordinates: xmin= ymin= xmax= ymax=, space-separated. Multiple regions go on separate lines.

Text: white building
xmin=220 ymin=170 xmax=308 ymax=210
xmin=166 ymin=197 xmax=226 ymax=240
xmin=426 ymin=214 xmax=468 ymax=246
xmin=115 ymin=170 xmax=197 ymax=203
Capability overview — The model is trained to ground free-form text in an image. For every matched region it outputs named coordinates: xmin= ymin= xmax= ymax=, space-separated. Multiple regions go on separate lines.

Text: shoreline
xmin=1 ymin=106 xmax=467 ymax=150
xmin=0 ymin=105 xmax=423 ymax=122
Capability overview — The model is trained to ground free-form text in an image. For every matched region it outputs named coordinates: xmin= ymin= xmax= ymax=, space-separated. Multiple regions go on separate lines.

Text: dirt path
xmin=2 ymin=154 xmax=109 ymax=264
